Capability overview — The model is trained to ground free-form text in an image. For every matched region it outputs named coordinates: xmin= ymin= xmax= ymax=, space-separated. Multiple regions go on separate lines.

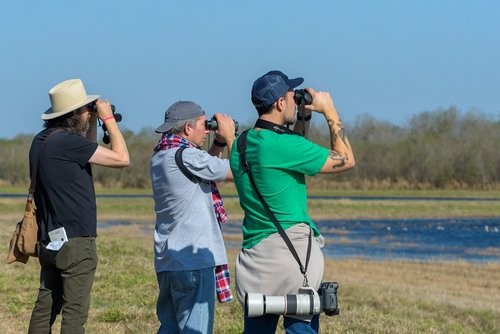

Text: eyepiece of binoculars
xmin=205 ymin=118 xmax=239 ymax=131
xmin=89 ymin=103 xmax=116 ymax=114
xmin=293 ymin=89 xmax=313 ymax=105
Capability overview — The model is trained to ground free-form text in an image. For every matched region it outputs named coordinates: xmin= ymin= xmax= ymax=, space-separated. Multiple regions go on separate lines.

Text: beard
xmin=284 ymin=110 xmax=296 ymax=126
xmin=79 ymin=122 xmax=90 ymax=136
xmin=76 ymin=114 xmax=90 ymax=135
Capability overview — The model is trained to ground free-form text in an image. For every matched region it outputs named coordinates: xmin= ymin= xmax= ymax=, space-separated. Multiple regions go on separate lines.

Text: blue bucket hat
xmin=251 ymin=70 xmax=304 ymax=109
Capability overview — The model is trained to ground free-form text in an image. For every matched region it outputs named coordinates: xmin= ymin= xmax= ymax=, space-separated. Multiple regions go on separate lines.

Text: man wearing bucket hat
xmin=150 ymin=101 xmax=236 ymax=333
xmin=27 ymin=79 xmax=129 ymax=333
xmin=229 ymin=70 xmax=355 ymax=333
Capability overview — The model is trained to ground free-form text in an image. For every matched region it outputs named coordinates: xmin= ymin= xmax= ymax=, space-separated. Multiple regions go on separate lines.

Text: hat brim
xmin=287 ymin=77 xmax=304 ymax=90
xmin=41 ymin=95 xmax=100 ymax=120
xmin=155 ymin=121 xmax=178 ymax=133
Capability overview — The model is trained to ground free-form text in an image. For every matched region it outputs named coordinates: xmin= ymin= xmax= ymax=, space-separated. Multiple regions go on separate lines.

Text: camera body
xmin=245 ymin=281 xmax=339 ymax=317
xmin=319 ymin=281 xmax=340 ymax=316
xmin=205 ymin=118 xmax=239 ymax=131
xmin=293 ymin=89 xmax=313 ymax=106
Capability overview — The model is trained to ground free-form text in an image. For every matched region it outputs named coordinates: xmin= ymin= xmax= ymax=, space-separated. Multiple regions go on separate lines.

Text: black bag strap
xmin=174 ymin=146 xmax=202 ymax=184
xmin=29 ymin=129 xmax=64 ymax=197
xmin=237 ymin=130 xmax=312 ymax=285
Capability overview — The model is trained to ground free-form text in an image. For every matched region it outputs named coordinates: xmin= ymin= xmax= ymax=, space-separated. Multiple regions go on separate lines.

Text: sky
xmin=1 ymin=1 xmax=499 ymax=139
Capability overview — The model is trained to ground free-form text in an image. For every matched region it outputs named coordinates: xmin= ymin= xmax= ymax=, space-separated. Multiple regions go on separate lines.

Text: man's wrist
xmin=213 ymin=138 xmax=227 ymax=147
xmin=102 ymin=115 xmax=115 ymax=122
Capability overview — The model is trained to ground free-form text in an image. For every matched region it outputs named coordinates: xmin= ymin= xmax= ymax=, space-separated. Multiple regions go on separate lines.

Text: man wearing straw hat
xmin=27 ymin=79 xmax=130 ymax=333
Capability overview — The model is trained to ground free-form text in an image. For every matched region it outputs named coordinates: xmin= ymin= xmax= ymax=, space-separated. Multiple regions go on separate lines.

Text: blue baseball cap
xmin=251 ymin=70 xmax=304 ymax=109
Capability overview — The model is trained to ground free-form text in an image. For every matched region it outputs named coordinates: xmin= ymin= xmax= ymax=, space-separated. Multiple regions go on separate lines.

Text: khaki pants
xmin=28 ymin=237 xmax=98 ymax=334
xmin=236 ymin=223 xmax=325 ymax=304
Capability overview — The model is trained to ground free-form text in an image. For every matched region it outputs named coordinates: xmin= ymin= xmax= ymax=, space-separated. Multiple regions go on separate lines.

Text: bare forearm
xmin=103 ymin=120 xmax=129 ymax=165
xmin=303 ymin=88 xmax=355 ymax=173
xmin=322 ymin=117 xmax=355 ymax=173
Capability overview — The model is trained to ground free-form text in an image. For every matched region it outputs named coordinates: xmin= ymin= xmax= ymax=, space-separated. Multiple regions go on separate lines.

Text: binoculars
xmin=294 ymin=89 xmax=313 ymax=105
xmin=89 ymin=103 xmax=123 ymax=144
xmin=205 ymin=118 xmax=239 ymax=132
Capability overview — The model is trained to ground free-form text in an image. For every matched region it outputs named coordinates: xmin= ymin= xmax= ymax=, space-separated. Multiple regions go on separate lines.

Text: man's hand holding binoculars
xmin=95 ymin=99 xmax=115 ymax=123
xmin=209 ymin=113 xmax=236 ymax=156
xmin=302 ymin=88 xmax=341 ymax=126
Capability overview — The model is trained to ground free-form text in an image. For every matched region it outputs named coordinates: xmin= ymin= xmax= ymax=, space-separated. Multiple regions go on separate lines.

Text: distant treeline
xmin=1 ymin=107 xmax=499 ymax=189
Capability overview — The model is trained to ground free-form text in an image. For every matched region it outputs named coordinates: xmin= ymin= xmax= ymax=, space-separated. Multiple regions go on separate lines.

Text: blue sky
xmin=1 ymin=1 xmax=499 ymax=139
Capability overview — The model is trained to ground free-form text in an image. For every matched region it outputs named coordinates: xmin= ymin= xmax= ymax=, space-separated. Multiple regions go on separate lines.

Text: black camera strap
xmin=254 ymin=119 xmax=297 ymax=135
xmin=237 ymin=128 xmax=312 ymax=286
xmin=174 ymin=147 xmax=203 ymax=184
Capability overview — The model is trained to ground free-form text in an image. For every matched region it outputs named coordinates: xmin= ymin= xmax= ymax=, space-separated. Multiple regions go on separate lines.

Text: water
xmin=319 ymin=218 xmax=499 ymax=262
xmin=5 ymin=192 xmax=497 ymax=262
xmin=98 ymin=217 xmax=499 ymax=262
xmin=221 ymin=217 xmax=500 ymax=263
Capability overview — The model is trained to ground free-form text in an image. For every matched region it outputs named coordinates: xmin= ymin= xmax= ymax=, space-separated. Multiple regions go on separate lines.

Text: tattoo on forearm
xmin=328 ymin=119 xmax=352 ymax=170
xmin=330 ymin=132 xmax=338 ymax=147
xmin=329 ymin=151 xmax=347 ymax=170
xmin=338 ymin=127 xmax=348 ymax=147
xmin=333 ymin=161 xmax=346 ymax=170
xmin=327 ymin=119 xmax=339 ymax=147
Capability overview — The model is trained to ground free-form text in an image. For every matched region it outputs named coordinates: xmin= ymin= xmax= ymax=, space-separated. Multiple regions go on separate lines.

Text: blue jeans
xmin=156 ymin=267 xmax=215 ymax=334
xmin=244 ymin=313 xmax=320 ymax=334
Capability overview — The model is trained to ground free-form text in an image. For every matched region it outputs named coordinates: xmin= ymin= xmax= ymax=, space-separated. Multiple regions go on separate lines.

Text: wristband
xmin=102 ymin=115 xmax=115 ymax=122
xmin=213 ymin=139 xmax=227 ymax=147
xmin=296 ymin=113 xmax=312 ymax=121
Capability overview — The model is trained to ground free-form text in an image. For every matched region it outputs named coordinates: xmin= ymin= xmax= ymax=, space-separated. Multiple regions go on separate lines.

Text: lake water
xmin=219 ymin=217 xmax=500 ymax=263
xmin=101 ymin=217 xmax=500 ymax=263
xmin=4 ymin=193 xmax=497 ymax=262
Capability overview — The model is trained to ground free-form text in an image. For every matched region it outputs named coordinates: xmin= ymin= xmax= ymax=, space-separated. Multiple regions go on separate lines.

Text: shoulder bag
xmin=7 ymin=129 xmax=62 ymax=264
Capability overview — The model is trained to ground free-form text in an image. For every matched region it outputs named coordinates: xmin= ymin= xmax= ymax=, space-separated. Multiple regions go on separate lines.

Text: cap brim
xmin=155 ymin=121 xmax=176 ymax=133
xmin=41 ymin=95 xmax=100 ymax=120
xmin=288 ymin=77 xmax=304 ymax=90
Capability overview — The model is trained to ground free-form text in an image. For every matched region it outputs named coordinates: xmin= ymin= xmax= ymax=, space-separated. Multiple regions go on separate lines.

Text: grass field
xmin=1 ymin=189 xmax=499 ymax=333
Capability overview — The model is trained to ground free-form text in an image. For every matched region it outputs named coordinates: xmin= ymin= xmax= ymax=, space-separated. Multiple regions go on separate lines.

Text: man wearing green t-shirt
xmin=229 ymin=70 xmax=355 ymax=333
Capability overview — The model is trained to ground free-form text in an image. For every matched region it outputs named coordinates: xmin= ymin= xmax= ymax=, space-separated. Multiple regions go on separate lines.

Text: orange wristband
xmin=102 ymin=115 xmax=115 ymax=122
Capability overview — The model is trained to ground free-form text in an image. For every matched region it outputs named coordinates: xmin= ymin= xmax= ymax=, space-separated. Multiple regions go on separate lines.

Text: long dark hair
xmin=43 ymin=108 xmax=87 ymax=134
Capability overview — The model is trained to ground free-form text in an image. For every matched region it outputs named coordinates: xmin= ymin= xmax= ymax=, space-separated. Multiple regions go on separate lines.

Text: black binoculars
xmin=89 ymin=103 xmax=123 ymax=144
xmin=205 ymin=118 xmax=239 ymax=132
xmin=294 ymin=89 xmax=313 ymax=106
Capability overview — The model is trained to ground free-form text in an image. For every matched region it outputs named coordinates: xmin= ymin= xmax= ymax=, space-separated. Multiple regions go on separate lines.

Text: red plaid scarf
xmin=154 ymin=133 xmax=233 ymax=302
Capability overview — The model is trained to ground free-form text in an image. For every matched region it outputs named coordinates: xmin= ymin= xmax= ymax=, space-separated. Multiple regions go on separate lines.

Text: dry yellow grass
xmin=329 ymin=258 xmax=500 ymax=313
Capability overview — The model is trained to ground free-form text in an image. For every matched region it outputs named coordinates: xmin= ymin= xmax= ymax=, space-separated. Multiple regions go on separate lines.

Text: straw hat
xmin=41 ymin=79 xmax=99 ymax=120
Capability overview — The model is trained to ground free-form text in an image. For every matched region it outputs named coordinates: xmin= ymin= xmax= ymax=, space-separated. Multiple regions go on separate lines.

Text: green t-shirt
xmin=229 ymin=128 xmax=329 ymax=248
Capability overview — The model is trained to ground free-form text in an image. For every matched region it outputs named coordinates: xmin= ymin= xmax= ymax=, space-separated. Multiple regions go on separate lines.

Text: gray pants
xmin=28 ymin=237 xmax=98 ymax=334
xmin=236 ymin=223 xmax=324 ymax=304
